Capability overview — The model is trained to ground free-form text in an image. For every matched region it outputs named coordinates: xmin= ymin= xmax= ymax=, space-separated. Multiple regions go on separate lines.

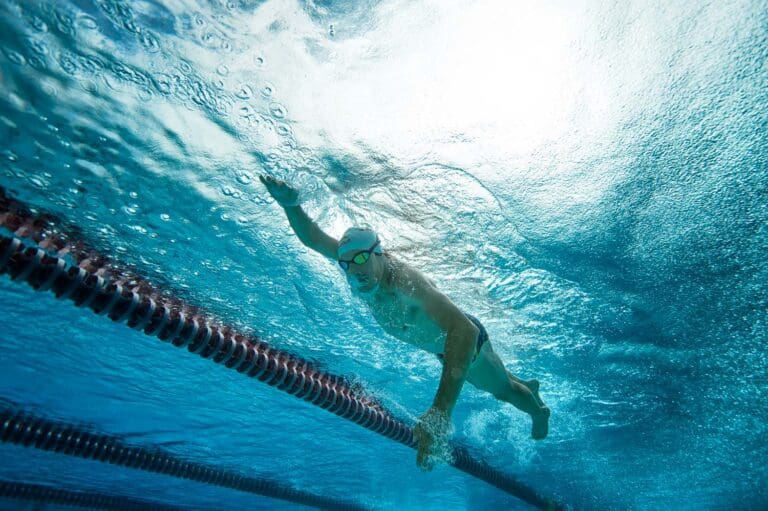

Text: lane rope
xmin=0 ymin=189 xmax=566 ymax=511
xmin=0 ymin=408 xmax=368 ymax=511
xmin=0 ymin=479 xmax=187 ymax=511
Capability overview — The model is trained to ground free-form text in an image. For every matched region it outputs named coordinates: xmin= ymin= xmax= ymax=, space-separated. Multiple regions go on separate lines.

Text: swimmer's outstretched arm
xmin=259 ymin=175 xmax=339 ymax=260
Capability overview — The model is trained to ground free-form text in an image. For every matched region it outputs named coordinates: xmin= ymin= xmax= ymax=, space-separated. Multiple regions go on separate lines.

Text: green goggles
xmin=338 ymin=240 xmax=380 ymax=271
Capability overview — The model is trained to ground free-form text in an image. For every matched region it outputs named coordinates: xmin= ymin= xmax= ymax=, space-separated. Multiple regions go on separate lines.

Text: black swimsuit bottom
xmin=436 ymin=313 xmax=488 ymax=364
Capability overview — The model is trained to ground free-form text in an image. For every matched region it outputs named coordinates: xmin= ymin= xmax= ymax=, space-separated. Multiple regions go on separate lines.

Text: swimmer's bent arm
xmin=260 ymin=175 xmax=339 ymax=259
xmin=408 ymin=271 xmax=478 ymax=414
xmin=410 ymin=272 xmax=478 ymax=469
xmin=426 ymin=293 xmax=478 ymax=414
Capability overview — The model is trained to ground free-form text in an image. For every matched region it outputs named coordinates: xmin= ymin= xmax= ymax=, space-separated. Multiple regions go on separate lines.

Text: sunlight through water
xmin=0 ymin=0 xmax=766 ymax=509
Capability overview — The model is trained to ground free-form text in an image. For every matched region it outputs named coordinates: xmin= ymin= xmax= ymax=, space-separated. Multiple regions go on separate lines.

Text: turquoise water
xmin=1 ymin=0 xmax=767 ymax=509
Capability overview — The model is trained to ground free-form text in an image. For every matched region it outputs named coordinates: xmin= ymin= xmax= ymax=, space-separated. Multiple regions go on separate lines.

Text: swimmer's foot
xmin=531 ymin=407 xmax=550 ymax=440
xmin=524 ymin=379 xmax=546 ymax=408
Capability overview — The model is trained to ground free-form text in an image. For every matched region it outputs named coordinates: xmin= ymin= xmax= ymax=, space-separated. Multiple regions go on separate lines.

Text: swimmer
xmin=260 ymin=175 xmax=550 ymax=471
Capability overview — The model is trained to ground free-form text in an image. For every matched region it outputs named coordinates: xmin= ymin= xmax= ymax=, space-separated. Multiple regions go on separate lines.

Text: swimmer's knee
xmin=491 ymin=390 xmax=508 ymax=401
xmin=466 ymin=374 xmax=496 ymax=395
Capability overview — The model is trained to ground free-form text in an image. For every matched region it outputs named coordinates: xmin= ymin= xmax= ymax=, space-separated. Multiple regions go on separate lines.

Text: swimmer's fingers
xmin=414 ymin=423 xmax=435 ymax=472
xmin=416 ymin=441 xmax=433 ymax=471
xmin=259 ymin=175 xmax=300 ymax=206
xmin=259 ymin=175 xmax=279 ymax=187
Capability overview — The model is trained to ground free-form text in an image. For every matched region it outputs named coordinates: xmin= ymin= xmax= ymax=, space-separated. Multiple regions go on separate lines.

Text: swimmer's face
xmin=339 ymin=246 xmax=384 ymax=293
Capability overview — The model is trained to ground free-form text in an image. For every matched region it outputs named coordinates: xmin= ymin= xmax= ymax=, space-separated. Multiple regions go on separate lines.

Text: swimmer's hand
xmin=259 ymin=175 xmax=300 ymax=207
xmin=414 ymin=406 xmax=451 ymax=471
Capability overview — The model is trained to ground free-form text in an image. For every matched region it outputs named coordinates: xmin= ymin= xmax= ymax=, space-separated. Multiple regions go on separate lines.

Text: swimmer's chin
xmin=349 ymin=279 xmax=378 ymax=295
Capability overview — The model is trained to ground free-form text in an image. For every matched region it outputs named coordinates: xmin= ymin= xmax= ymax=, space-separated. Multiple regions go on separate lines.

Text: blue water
xmin=1 ymin=0 xmax=767 ymax=509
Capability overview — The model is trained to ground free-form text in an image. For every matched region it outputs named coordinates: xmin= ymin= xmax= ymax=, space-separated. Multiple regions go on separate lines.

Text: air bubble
xmin=29 ymin=176 xmax=47 ymax=188
xmin=255 ymin=56 xmax=264 ymax=65
xmin=235 ymin=85 xmax=252 ymax=99
xmin=103 ymin=73 xmax=124 ymax=92
xmin=4 ymin=49 xmax=26 ymax=66
xmin=202 ymin=31 xmax=225 ymax=49
xmin=160 ymin=213 xmax=171 ymax=221
xmin=270 ymin=103 xmax=287 ymax=119
xmin=236 ymin=173 xmax=252 ymax=185
xmin=27 ymin=56 xmax=46 ymax=70
xmin=214 ymin=98 xmax=232 ymax=116
xmin=53 ymin=12 xmax=74 ymax=35
xmin=217 ymin=64 xmax=229 ymax=76
xmin=77 ymin=15 xmax=98 ymax=29
xmin=141 ymin=32 xmax=160 ymax=53
xmin=261 ymin=83 xmax=274 ymax=96
xmin=26 ymin=38 xmax=49 ymax=56
xmin=154 ymin=73 xmax=173 ymax=94
xmin=31 ymin=17 xmax=48 ymax=32
xmin=59 ymin=54 xmax=77 ymax=75
xmin=81 ymin=81 xmax=99 ymax=94
xmin=123 ymin=19 xmax=140 ymax=34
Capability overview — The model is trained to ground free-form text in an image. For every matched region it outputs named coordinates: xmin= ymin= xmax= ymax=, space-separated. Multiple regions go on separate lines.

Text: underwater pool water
xmin=0 ymin=0 xmax=766 ymax=509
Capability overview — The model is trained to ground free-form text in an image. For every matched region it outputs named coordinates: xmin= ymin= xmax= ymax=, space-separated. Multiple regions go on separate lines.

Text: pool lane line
xmin=0 ymin=204 xmax=566 ymax=511
xmin=0 ymin=479 xmax=187 ymax=511
xmin=0 ymin=408 xmax=368 ymax=511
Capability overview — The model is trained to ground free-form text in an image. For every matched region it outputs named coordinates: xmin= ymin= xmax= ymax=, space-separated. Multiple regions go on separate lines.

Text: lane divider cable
xmin=0 ymin=407 xmax=368 ymax=511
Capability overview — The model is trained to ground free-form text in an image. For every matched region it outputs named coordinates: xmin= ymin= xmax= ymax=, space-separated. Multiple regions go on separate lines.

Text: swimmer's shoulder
xmin=387 ymin=256 xmax=439 ymax=298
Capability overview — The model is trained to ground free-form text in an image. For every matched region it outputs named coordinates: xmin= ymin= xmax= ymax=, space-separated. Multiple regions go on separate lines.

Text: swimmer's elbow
xmin=457 ymin=321 xmax=479 ymax=346
xmin=446 ymin=323 xmax=478 ymax=357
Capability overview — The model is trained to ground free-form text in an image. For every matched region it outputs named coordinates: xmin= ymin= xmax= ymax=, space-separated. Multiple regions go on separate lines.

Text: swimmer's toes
xmin=531 ymin=407 xmax=550 ymax=440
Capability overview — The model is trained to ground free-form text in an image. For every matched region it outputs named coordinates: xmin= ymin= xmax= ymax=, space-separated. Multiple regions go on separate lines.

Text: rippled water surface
xmin=1 ymin=0 xmax=767 ymax=510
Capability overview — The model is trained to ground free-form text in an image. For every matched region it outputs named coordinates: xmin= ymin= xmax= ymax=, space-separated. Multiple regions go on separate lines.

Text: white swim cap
xmin=338 ymin=227 xmax=382 ymax=258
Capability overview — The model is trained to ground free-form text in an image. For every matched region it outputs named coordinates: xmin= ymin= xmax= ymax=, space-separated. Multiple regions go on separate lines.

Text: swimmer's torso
xmin=359 ymin=259 xmax=447 ymax=354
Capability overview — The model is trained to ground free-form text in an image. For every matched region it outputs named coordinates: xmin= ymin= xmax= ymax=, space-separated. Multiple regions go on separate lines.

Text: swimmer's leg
xmin=466 ymin=345 xmax=549 ymax=440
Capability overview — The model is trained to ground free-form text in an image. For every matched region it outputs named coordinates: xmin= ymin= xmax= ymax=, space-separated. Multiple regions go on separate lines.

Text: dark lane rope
xmin=0 ymin=480 xmax=186 ymax=511
xmin=0 ymin=192 xmax=566 ymax=510
xmin=0 ymin=408 xmax=367 ymax=511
